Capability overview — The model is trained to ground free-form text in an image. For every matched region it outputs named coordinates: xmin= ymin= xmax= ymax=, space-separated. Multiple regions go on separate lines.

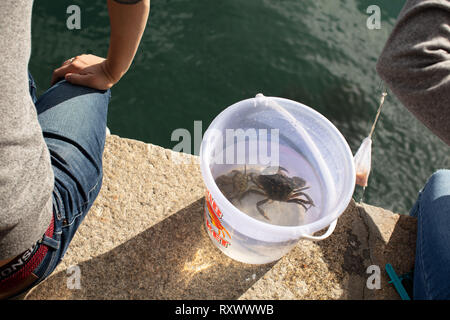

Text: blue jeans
xmin=25 ymin=73 xmax=110 ymax=291
xmin=410 ymin=170 xmax=450 ymax=300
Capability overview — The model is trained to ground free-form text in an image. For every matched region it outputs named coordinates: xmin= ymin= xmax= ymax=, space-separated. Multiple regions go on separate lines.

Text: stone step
xmin=24 ymin=135 xmax=417 ymax=300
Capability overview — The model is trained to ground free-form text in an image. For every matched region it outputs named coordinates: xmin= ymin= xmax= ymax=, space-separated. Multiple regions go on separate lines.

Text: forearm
xmin=105 ymin=0 xmax=150 ymax=82
xmin=376 ymin=0 xmax=450 ymax=145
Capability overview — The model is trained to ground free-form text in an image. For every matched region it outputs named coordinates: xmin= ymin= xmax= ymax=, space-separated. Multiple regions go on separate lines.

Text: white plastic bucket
xmin=200 ymin=95 xmax=355 ymax=264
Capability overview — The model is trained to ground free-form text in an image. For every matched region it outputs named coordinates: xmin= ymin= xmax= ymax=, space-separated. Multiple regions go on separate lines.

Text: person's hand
xmin=51 ymin=54 xmax=118 ymax=90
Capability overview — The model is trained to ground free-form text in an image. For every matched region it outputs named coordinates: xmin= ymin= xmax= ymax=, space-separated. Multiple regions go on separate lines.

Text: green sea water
xmin=30 ymin=0 xmax=450 ymax=214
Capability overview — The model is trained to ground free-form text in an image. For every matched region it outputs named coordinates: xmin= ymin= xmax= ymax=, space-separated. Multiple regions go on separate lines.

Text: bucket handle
xmin=301 ymin=218 xmax=338 ymax=241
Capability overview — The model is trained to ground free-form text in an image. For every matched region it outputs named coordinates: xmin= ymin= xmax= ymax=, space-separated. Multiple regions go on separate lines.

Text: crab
xmin=214 ymin=165 xmax=252 ymax=201
xmin=215 ymin=166 xmax=315 ymax=221
xmin=240 ymin=166 xmax=315 ymax=221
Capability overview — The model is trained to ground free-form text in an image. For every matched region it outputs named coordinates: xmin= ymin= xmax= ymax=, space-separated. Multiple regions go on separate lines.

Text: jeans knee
xmin=427 ymin=170 xmax=450 ymax=188
xmin=419 ymin=170 xmax=450 ymax=209
xmin=55 ymin=79 xmax=110 ymax=97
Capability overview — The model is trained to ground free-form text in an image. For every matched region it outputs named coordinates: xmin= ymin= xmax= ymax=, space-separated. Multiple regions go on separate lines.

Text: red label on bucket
xmin=205 ymin=190 xmax=231 ymax=248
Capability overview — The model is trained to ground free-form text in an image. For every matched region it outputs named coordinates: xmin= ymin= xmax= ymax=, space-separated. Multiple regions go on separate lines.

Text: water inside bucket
xmin=213 ymin=143 xmax=323 ymax=227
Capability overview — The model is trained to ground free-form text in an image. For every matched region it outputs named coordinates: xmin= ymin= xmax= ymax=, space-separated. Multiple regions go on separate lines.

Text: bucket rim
xmin=200 ymin=96 xmax=356 ymax=239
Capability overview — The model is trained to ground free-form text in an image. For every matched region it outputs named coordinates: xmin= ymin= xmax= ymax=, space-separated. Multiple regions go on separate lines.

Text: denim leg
xmin=412 ymin=170 xmax=450 ymax=300
xmin=30 ymin=79 xmax=110 ymax=279
xmin=409 ymin=195 xmax=420 ymax=218
xmin=28 ymin=72 xmax=38 ymax=104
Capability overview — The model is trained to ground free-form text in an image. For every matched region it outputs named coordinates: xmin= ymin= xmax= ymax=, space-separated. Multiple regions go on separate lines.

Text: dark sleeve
xmin=112 ymin=0 xmax=143 ymax=4
xmin=376 ymin=0 xmax=450 ymax=146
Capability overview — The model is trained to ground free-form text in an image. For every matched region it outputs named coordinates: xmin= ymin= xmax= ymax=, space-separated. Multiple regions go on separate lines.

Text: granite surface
xmin=23 ymin=135 xmax=417 ymax=300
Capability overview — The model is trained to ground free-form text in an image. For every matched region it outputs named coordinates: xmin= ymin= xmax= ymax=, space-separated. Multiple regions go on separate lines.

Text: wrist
xmin=102 ymin=59 xmax=124 ymax=84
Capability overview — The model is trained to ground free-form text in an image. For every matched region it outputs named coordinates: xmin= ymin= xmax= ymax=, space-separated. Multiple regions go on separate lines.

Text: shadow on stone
xmin=26 ymin=198 xmax=275 ymax=300
xmin=313 ymin=200 xmax=417 ymax=299
xmin=356 ymin=203 xmax=417 ymax=299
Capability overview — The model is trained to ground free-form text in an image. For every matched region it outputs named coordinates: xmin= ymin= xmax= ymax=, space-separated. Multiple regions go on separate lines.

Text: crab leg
xmin=291 ymin=186 xmax=310 ymax=194
xmin=287 ymin=198 xmax=311 ymax=211
xmin=291 ymin=190 xmax=315 ymax=207
xmin=256 ymin=198 xmax=272 ymax=221
xmin=277 ymin=166 xmax=289 ymax=174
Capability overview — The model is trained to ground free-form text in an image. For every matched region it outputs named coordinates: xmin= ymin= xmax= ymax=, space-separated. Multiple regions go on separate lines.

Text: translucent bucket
xmin=200 ymin=95 xmax=355 ymax=264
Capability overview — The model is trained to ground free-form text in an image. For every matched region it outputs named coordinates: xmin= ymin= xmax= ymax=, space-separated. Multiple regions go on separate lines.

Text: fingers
xmin=65 ymin=72 xmax=111 ymax=90
xmin=51 ymin=54 xmax=113 ymax=90
xmin=64 ymin=73 xmax=93 ymax=87
xmin=51 ymin=64 xmax=74 ymax=86
xmin=62 ymin=58 xmax=73 ymax=66
xmin=51 ymin=57 xmax=83 ymax=85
